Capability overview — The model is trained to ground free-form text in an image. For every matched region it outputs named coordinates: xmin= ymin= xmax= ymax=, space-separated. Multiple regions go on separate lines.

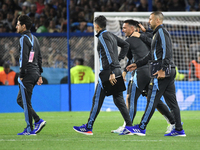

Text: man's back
xmin=70 ymin=65 xmax=95 ymax=84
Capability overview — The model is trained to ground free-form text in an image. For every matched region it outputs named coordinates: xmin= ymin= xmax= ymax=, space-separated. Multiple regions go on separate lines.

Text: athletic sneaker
xmin=165 ymin=124 xmax=175 ymax=133
xmin=119 ymin=126 xmax=134 ymax=135
xmin=164 ymin=129 xmax=186 ymax=137
xmin=111 ymin=126 xmax=124 ymax=134
xmin=17 ymin=128 xmax=36 ymax=135
xmin=165 ymin=122 xmax=183 ymax=133
xmin=73 ymin=124 xmax=93 ymax=135
xmin=120 ymin=124 xmax=146 ymax=136
xmin=34 ymin=119 xmax=46 ymax=134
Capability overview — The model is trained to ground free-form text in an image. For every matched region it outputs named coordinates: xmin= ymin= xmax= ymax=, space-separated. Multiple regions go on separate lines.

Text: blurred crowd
xmin=0 ymin=0 xmax=200 ymax=33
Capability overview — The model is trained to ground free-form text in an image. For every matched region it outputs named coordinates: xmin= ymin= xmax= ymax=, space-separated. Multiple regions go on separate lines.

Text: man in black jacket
xmin=16 ymin=15 xmax=46 ymax=135
xmin=126 ymin=11 xmax=186 ymax=137
xmin=112 ymin=19 xmax=175 ymax=135
xmin=73 ymin=15 xmax=133 ymax=135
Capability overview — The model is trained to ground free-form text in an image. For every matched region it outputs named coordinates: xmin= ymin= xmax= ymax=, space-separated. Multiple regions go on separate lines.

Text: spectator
xmin=86 ymin=25 xmax=93 ymax=33
xmin=0 ymin=59 xmax=4 ymax=71
xmin=70 ymin=58 xmax=95 ymax=84
xmin=48 ymin=19 xmax=60 ymax=33
xmin=42 ymin=3 xmax=51 ymax=18
xmin=35 ymin=0 xmax=45 ymax=14
xmin=48 ymin=41 xmax=67 ymax=68
xmin=48 ymin=7 xmax=57 ymax=20
xmin=36 ymin=15 xmax=49 ymax=33
xmin=168 ymin=0 xmax=185 ymax=11
xmin=5 ymin=0 xmax=17 ymax=13
xmin=189 ymin=52 xmax=200 ymax=81
xmin=0 ymin=22 xmax=6 ymax=32
xmin=28 ymin=12 xmax=37 ymax=32
xmin=137 ymin=0 xmax=148 ymax=11
xmin=27 ymin=4 xmax=40 ymax=19
xmin=153 ymin=0 xmax=165 ymax=11
xmin=0 ymin=62 xmax=18 ymax=85
xmin=1 ymin=3 xmax=9 ymax=19
xmin=0 ymin=11 xmax=4 ymax=22
xmin=21 ymin=1 xmax=31 ymax=14
xmin=185 ymin=0 xmax=198 ymax=11
xmin=60 ymin=76 xmax=68 ymax=84
xmin=175 ymin=66 xmax=186 ymax=81
xmin=2 ymin=11 xmax=14 ymax=32
xmin=2 ymin=46 xmax=18 ymax=66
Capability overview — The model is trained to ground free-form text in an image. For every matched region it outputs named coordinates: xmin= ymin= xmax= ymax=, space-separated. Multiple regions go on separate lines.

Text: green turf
xmin=0 ymin=111 xmax=200 ymax=150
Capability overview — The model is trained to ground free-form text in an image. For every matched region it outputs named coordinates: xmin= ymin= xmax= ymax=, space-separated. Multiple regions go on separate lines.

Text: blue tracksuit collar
xmin=153 ymin=25 xmax=163 ymax=35
xmin=96 ymin=29 xmax=107 ymax=37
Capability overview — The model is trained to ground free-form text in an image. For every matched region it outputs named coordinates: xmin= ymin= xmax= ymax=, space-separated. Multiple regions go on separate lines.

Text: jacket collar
xmin=96 ymin=29 xmax=106 ymax=37
xmin=21 ymin=30 xmax=31 ymax=36
xmin=153 ymin=24 xmax=163 ymax=34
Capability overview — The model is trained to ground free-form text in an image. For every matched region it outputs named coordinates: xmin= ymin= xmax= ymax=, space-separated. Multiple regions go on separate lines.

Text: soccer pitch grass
xmin=0 ymin=111 xmax=200 ymax=150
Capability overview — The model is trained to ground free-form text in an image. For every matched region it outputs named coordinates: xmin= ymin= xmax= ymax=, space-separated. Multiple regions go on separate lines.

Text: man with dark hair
xmin=70 ymin=58 xmax=95 ymax=84
xmin=112 ymin=19 xmax=175 ymax=135
xmin=73 ymin=15 xmax=133 ymax=135
xmin=16 ymin=14 xmax=46 ymax=135
xmin=126 ymin=11 xmax=186 ymax=137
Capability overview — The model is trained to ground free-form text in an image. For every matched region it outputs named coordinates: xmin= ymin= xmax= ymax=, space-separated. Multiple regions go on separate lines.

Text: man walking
xmin=125 ymin=11 xmax=186 ymax=137
xmin=16 ymin=15 xmax=46 ymax=135
xmin=73 ymin=15 xmax=133 ymax=135
xmin=112 ymin=19 xmax=175 ymax=135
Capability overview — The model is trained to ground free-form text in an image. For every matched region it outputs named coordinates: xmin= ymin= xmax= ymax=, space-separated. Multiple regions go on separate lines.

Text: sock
xmin=122 ymin=121 xmax=126 ymax=127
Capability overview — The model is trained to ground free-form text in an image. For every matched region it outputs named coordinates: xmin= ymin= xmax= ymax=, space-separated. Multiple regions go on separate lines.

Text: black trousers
xmin=128 ymin=81 xmax=175 ymax=125
xmin=139 ymin=68 xmax=182 ymax=130
xmin=86 ymin=82 xmax=132 ymax=129
xmin=17 ymin=73 xmax=40 ymax=132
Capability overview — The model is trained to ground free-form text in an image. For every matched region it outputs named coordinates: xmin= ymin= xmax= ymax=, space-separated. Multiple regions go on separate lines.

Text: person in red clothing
xmin=0 ymin=62 xmax=18 ymax=85
xmin=35 ymin=0 xmax=45 ymax=14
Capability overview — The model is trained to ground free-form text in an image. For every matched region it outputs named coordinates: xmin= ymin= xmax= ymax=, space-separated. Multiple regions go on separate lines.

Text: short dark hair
xmin=18 ymin=15 xmax=32 ymax=30
xmin=75 ymin=58 xmax=84 ymax=65
xmin=124 ymin=19 xmax=140 ymax=28
xmin=151 ymin=11 xmax=164 ymax=21
xmin=94 ymin=15 xmax=107 ymax=29
xmin=3 ymin=62 xmax=10 ymax=69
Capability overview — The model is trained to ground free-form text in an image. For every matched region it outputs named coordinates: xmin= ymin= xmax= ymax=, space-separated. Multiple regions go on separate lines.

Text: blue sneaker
xmin=132 ymin=124 xmax=146 ymax=136
xmin=73 ymin=124 xmax=93 ymax=135
xmin=119 ymin=126 xmax=134 ymax=135
xmin=164 ymin=129 xmax=186 ymax=137
xmin=34 ymin=119 xmax=46 ymax=134
xmin=17 ymin=128 xmax=36 ymax=135
xmin=120 ymin=124 xmax=146 ymax=136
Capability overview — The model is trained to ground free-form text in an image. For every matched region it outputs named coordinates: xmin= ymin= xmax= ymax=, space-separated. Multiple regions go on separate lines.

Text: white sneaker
xmin=165 ymin=124 xmax=175 ymax=133
xmin=111 ymin=126 xmax=124 ymax=134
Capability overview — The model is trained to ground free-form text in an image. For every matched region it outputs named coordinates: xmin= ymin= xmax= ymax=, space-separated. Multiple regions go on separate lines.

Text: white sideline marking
xmin=0 ymin=139 xmax=195 ymax=142
xmin=0 ymin=139 xmax=162 ymax=142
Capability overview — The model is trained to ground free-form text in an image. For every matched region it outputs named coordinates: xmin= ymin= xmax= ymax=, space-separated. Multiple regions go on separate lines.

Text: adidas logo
xmin=23 ymin=132 xmax=30 ymax=135
xmin=123 ymin=129 xmax=131 ymax=134
xmin=80 ymin=128 xmax=86 ymax=132
xmin=176 ymin=89 xmax=195 ymax=110
xmin=171 ymin=132 xmax=179 ymax=136
xmin=133 ymin=129 xmax=141 ymax=133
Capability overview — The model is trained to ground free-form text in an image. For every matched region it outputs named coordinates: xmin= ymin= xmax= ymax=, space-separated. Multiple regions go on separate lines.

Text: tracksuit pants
xmin=128 ymin=81 xmax=175 ymax=125
xmin=138 ymin=68 xmax=182 ymax=130
xmin=17 ymin=73 xmax=40 ymax=132
xmin=86 ymin=83 xmax=132 ymax=129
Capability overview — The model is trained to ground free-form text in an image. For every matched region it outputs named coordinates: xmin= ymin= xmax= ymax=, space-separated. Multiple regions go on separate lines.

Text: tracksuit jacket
xmin=96 ymin=29 xmax=129 ymax=82
xmin=136 ymin=25 xmax=175 ymax=71
xmin=18 ymin=30 xmax=43 ymax=78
